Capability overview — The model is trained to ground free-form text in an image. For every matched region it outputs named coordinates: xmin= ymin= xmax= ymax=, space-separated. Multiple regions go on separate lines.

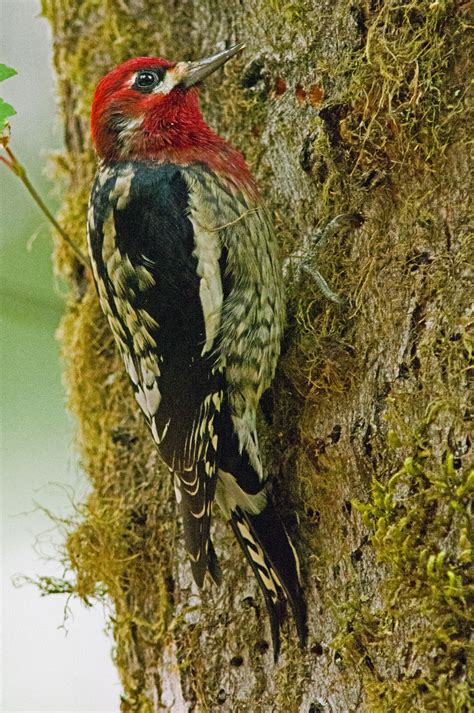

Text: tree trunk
xmin=42 ymin=0 xmax=472 ymax=710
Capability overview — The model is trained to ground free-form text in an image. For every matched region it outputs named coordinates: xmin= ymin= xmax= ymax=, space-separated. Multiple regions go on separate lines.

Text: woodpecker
xmin=87 ymin=42 xmax=307 ymax=658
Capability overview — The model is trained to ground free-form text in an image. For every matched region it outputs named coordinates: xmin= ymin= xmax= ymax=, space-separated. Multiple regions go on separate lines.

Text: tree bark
xmin=42 ymin=0 xmax=472 ymax=710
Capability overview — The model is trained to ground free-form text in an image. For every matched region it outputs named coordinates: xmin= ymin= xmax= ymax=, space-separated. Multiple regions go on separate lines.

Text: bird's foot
xmin=287 ymin=212 xmax=363 ymax=306
xmin=312 ymin=212 xmax=364 ymax=250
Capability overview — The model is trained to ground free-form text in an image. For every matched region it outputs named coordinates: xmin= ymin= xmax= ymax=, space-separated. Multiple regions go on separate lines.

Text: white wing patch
xmin=135 ymin=388 xmax=149 ymax=416
xmin=144 ymin=381 xmax=161 ymax=414
xmin=123 ymin=353 xmax=139 ymax=385
xmin=183 ymin=174 xmax=223 ymax=356
xmin=133 ymin=354 xmax=163 ymax=424
xmin=191 ymin=218 xmax=223 ymax=355
xmin=151 ymin=416 xmax=170 ymax=445
xmin=109 ymin=166 xmax=135 ymax=210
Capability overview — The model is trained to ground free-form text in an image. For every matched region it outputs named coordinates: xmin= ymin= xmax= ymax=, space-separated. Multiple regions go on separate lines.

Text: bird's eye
xmin=136 ymin=71 xmax=160 ymax=90
xmin=134 ymin=68 xmax=165 ymax=94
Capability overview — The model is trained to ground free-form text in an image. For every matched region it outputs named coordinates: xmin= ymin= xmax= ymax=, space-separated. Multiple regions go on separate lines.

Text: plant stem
xmin=2 ymin=145 xmax=89 ymax=268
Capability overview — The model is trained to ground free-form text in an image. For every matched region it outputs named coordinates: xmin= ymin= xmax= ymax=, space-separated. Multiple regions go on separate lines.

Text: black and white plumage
xmin=87 ymin=160 xmax=306 ymax=656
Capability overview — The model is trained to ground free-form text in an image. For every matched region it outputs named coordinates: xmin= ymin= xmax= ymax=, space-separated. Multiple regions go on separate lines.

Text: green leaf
xmin=0 ymin=98 xmax=16 ymax=129
xmin=0 ymin=64 xmax=17 ymax=82
xmin=0 ymin=64 xmax=17 ymax=132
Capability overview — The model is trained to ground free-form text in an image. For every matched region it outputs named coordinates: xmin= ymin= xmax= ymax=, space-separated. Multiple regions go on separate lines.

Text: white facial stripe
xmin=153 ymin=70 xmax=178 ymax=95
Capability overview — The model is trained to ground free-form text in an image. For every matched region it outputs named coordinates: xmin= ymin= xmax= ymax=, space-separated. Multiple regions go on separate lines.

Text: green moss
xmin=345 ymin=401 xmax=473 ymax=710
xmin=329 ymin=0 xmax=469 ymax=172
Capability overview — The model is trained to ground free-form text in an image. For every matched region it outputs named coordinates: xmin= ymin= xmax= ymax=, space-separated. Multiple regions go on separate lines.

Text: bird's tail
xmin=230 ymin=500 xmax=307 ymax=660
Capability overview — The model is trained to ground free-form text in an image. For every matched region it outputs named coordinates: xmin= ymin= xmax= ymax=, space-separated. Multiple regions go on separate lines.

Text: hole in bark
xmin=453 ymin=649 xmax=466 ymax=679
xmin=319 ymin=104 xmax=350 ymax=147
xmin=309 ymin=704 xmax=325 ymax=713
xmin=165 ymin=575 xmax=175 ymax=598
xmin=351 ymin=547 xmax=363 ymax=565
xmin=241 ymin=60 xmax=264 ymax=88
xmin=311 ymin=642 xmax=324 ymax=656
xmin=111 ymin=427 xmax=138 ymax=445
xmin=362 ymin=424 xmax=373 ymax=457
xmin=242 ymin=596 xmax=256 ymax=609
xmin=255 ymin=639 xmax=270 ymax=653
xmin=454 ymin=436 xmax=471 ymax=465
xmin=350 ymin=417 xmax=365 ymax=440
xmin=330 ymin=424 xmax=342 ymax=443
xmin=409 ymin=304 xmax=426 ymax=379
xmin=397 ymin=362 xmax=410 ymax=379
xmin=364 ymin=655 xmax=375 ymax=672
xmin=216 ymin=689 xmax=227 ymax=704
xmin=315 ymin=159 xmax=329 ymax=184
xmin=300 ymin=135 xmax=314 ymax=173
xmin=129 ymin=508 xmax=147 ymax=527
xmin=407 ymin=250 xmax=432 ymax=272
xmin=230 ymin=655 xmax=243 ymax=667
xmin=360 ymin=168 xmax=386 ymax=190
xmin=305 ymin=507 xmax=320 ymax=524
xmin=411 ymin=354 xmax=421 ymax=377
xmin=343 ymin=500 xmax=352 ymax=516
xmin=350 ymin=4 xmax=367 ymax=36
xmin=72 ymin=262 xmax=87 ymax=301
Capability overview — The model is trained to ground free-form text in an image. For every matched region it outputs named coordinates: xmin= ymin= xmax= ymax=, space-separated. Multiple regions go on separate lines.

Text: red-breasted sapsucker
xmin=87 ymin=43 xmax=306 ymax=658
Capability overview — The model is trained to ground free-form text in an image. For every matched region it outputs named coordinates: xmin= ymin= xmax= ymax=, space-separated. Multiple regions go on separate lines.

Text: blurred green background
xmin=1 ymin=2 xmax=119 ymax=710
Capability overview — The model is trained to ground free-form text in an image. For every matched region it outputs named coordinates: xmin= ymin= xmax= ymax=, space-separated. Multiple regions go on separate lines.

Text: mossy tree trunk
xmin=42 ymin=0 xmax=472 ymax=710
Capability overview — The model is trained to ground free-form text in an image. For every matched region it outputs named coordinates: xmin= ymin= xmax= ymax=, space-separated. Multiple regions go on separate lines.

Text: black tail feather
xmin=230 ymin=501 xmax=307 ymax=659
xmin=230 ymin=513 xmax=283 ymax=660
xmin=246 ymin=502 xmax=307 ymax=649
xmin=176 ymin=462 xmax=215 ymax=589
xmin=207 ymin=539 xmax=222 ymax=585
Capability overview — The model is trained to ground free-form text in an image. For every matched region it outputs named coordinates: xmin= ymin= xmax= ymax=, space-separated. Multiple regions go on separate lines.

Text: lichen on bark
xmin=41 ymin=0 xmax=472 ymax=710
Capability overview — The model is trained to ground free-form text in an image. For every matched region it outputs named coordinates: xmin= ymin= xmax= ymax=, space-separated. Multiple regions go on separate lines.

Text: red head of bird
xmin=90 ymin=43 xmax=256 ymax=193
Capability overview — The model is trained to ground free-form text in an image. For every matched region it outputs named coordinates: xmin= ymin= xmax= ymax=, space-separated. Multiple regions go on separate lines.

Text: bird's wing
xmin=180 ymin=166 xmax=285 ymax=478
xmin=87 ymin=162 xmax=225 ymax=586
xmin=178 ymin=167 xmax=305 ymax=657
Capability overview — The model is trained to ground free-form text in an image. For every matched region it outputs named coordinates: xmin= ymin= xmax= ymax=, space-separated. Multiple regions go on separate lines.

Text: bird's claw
xmin=287 ymin=212 xmax=363 ymax=306
xmin=301 ymin=264 xmax=346 ymax=306
xmin=313 ymin=212 xmax=364 ymax=250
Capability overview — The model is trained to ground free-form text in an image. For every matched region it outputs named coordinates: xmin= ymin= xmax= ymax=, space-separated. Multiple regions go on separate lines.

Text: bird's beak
xmin=178 ymin=43 xmax=245 ymax=88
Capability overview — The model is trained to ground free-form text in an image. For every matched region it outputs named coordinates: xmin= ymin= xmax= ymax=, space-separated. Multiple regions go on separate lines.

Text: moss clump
xmin=326 ymin=0 xmax=470 ymax=173
xmin=344 ymin=399 xmax=473 ymax=710
xmin=58 ymin=285 xmax=175 ymax=707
